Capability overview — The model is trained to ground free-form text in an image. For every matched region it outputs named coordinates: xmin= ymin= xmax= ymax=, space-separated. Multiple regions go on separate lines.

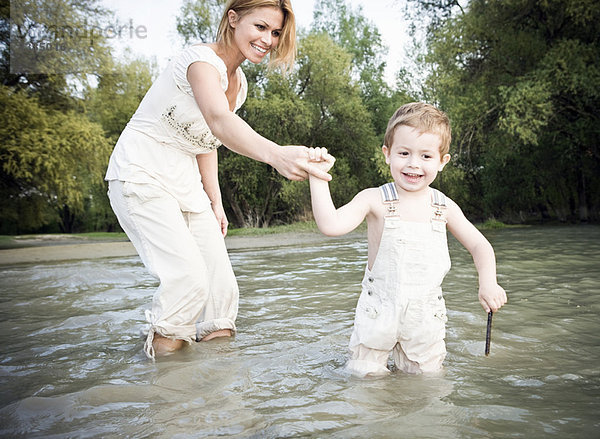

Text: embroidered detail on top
xmin=161 ymin=105 xmax=222 ymax=152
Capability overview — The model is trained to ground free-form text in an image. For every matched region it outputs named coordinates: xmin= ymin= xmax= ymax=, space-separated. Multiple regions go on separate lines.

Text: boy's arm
xmin=309 ymin=175 xmax=372 ymax=237
xmin=446 ymin=199 xmax=507 ymax=313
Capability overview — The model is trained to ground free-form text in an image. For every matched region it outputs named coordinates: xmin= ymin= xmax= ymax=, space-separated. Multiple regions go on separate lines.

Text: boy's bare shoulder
xmin=443 ymin=194 xmax=467 ymax=222
xmin=355 ymin=187 xmax=385 ymax=216
xmin=355 ymin=187 xmax=381 ymax=202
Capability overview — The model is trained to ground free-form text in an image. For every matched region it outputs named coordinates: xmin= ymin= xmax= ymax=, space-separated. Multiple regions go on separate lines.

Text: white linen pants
xmin=108 ymin=180 xmax=239 ymax=359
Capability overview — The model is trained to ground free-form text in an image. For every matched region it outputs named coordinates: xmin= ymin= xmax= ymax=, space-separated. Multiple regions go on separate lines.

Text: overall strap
xmin=431 ymin=188 xmax=447 ymax=231
xmin=431 ymin=188 xmax=447 ymax=208
xmin=380 ymin=183 xmax=399 ymax=216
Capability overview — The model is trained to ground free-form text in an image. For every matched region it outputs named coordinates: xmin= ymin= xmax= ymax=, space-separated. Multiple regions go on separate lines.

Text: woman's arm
xmin=197 ymin=151 xmax=228 ymax=236
xmin=187 ymin=62 xmax=331 ymax=182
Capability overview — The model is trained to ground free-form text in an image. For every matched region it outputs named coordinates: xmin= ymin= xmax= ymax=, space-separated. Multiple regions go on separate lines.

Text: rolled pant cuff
xmin=143 ymin=326 xmax=196 ymax=360
xmin=196 ymin=318 xmax=237 ymax=341
xmin=345 ymin=359 xmax=390 ymax=377
xmin=143 ymin=312 xmax=197 ymax=360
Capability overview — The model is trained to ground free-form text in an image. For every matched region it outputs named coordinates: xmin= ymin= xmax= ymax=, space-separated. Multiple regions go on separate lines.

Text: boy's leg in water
xmin=347 ymin=343 xmax=391 ymax=377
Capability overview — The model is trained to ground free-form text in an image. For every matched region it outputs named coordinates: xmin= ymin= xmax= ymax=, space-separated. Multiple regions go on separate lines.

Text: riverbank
xmin=0 ymin=231 xmax=362 ymax=266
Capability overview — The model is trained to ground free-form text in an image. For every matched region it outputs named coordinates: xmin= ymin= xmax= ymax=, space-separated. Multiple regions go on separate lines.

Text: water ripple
xmin=0 ymin=225 xmax=598 ymax=437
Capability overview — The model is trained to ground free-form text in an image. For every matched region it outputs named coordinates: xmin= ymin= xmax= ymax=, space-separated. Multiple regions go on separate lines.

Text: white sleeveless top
xmin=105 ymin=45 xmax=248 ymax=212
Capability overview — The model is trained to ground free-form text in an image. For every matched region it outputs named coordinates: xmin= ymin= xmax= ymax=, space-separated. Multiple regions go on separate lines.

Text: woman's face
xmin=229 ymin=6 xmax=284 ymax=63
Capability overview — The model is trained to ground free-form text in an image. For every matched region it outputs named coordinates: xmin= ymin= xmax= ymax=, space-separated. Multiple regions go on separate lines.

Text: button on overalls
xmin=347 ymin=183 xmax=451 ymax=376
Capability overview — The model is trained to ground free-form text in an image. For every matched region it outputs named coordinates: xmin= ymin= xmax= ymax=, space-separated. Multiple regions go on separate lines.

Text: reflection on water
xmin=0 ymin=226 xmax=599 ymax=437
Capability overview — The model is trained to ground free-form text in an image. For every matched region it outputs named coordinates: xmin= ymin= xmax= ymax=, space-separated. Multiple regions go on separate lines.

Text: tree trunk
xmin=223 ymin=184 xmax=245 ymax=227
xmin=578 ymin=174 xmax=589 ymax=222
xmin=60 ymin=205 xmax=75 ymax=233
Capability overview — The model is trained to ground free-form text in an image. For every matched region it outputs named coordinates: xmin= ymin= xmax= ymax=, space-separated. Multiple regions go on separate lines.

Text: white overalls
xmin=347 ymin=183 xmax=451 ymax=376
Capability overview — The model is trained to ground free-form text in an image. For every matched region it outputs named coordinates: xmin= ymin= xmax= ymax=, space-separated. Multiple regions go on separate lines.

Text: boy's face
xmin=382 ymin=125 xmax=450 ymax=194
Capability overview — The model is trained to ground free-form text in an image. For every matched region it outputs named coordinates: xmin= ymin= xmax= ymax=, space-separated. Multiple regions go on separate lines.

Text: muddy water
xmin=0 ymin=225 xmax=598 ymax=438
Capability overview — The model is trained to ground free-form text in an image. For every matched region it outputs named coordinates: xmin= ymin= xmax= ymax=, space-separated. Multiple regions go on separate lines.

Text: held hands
xmin=478 ymin=283 xmax=508 ymax=313
xmin=272 ymin=145 xmax=335 ymax=181
xmin=308 ymin=147 xmax=336 ymax=174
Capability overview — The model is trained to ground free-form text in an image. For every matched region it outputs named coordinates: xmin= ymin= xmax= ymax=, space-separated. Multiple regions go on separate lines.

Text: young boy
xmin=308 ymin=102 xmax=507 ymax=377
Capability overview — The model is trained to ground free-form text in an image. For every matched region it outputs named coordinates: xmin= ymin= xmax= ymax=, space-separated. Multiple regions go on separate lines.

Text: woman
xmin=105 ymin=0 xmax=330 ymax=359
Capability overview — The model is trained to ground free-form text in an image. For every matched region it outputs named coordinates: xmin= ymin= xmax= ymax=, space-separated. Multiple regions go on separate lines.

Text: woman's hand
xmin=271 ymin=145 xmax=333 ymax=181
xmin=211 ymin=201 xmax=229 ymax=237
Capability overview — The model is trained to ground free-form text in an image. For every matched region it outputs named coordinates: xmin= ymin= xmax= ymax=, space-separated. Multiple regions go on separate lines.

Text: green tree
xmin=312 ymin=0 xmax=399 ymax=138
xmin=284 ymin=32 xmax=381 ymax=217
xmin=0 ymin=86 xmax=113 ymax=233
xmin=174 ymin=1 xmax=384 ymax=227
xmin=2 ymin=0 xmax=112 ymax=110
xmin=0 ymin=0 xmax=159 ymax=232
xmin=176 ymin=0 xmax=225 ymax=45
xmin=86 ymin=55 xmax=156 ymax=141
xmin=219 ymin=33 xmax=382 ymax=227
xmin=220 ymin=69 xmax=313 ymax=226
xmin=407 ymin=0 xmax=600 ymax=222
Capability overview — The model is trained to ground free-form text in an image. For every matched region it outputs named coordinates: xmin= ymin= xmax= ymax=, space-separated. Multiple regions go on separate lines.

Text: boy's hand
xmin=308 ymin=147 xmax=336 ymax=174
xmin=478 ymin=283 xmax=507 ymax=313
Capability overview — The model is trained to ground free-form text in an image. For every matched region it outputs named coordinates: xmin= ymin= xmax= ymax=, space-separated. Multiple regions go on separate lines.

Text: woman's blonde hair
xmin=217 ymin=0 xmax=296 ymax=72
xmin=384 ymin=102 xmax=452 ymax=156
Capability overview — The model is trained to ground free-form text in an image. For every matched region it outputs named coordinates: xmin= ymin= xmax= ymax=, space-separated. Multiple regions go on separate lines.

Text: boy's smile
xmin=383 ymin=125 xmax=450 ymax=193
xmin=403 ymin=172 xmax=424 ymax=184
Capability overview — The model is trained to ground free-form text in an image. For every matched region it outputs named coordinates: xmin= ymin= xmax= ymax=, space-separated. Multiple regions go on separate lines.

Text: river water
xmin=0 ymin=225 xmax=598 ymax=438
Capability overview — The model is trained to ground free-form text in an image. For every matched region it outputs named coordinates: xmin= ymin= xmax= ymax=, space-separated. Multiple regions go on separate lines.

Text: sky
xmin=100 ymin=0 xmax=409 ymax=84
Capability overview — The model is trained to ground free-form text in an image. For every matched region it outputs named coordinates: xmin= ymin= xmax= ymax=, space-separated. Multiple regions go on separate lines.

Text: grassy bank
xmin=227 ymin=221 xmax=323 ymax=236
xmin=0 ymin=219 xmax=526 ymax=250
xmin=0 ymin=222 xmax=327 ymax=249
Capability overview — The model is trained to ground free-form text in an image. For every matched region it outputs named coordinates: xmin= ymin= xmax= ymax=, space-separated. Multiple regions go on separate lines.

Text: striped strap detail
xmin=431 ymin=189 xmax=447 ymax=230
xmin=431 ymin=189 xmax=447 ymax=207
xmin=380 ymin=182 xmax=398 ymax=202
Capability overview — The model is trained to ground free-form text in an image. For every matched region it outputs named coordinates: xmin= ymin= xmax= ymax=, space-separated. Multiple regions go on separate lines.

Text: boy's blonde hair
xmin=384 ymin=102 xmax=452 ymax=156
xmin=217 ymin=0 xmax=296 ymax=72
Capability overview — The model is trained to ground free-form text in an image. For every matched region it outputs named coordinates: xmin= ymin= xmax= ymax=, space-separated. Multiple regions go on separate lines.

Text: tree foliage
xmin=0 ymin=86 xmax=112 ymax=233
xmin=220 ymin=32 xmax=382 ymax=227
xmin=408 ymin=0 xmax=600 ymax=222
xmin=2 ymin=0 xmax=112 ymax=109
xmin=1 ymin=0 xmax=124 ymax=233
xmin=86 ymin=56 xmax=156 ymax=140
xmin=220 ymin=68 xmax=313 ymax=226
xmin=312 ymin=0 xmax=398 ymax=137
xmin=176 ymin=0 xmax=225 ymax=45
xmin=4 ymin=0 xmax=596 ymax=234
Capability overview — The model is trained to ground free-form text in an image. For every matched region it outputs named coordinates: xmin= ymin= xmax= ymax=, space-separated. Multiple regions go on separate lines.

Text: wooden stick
xmin=485 ymin=311 xmax=493 ymax=356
